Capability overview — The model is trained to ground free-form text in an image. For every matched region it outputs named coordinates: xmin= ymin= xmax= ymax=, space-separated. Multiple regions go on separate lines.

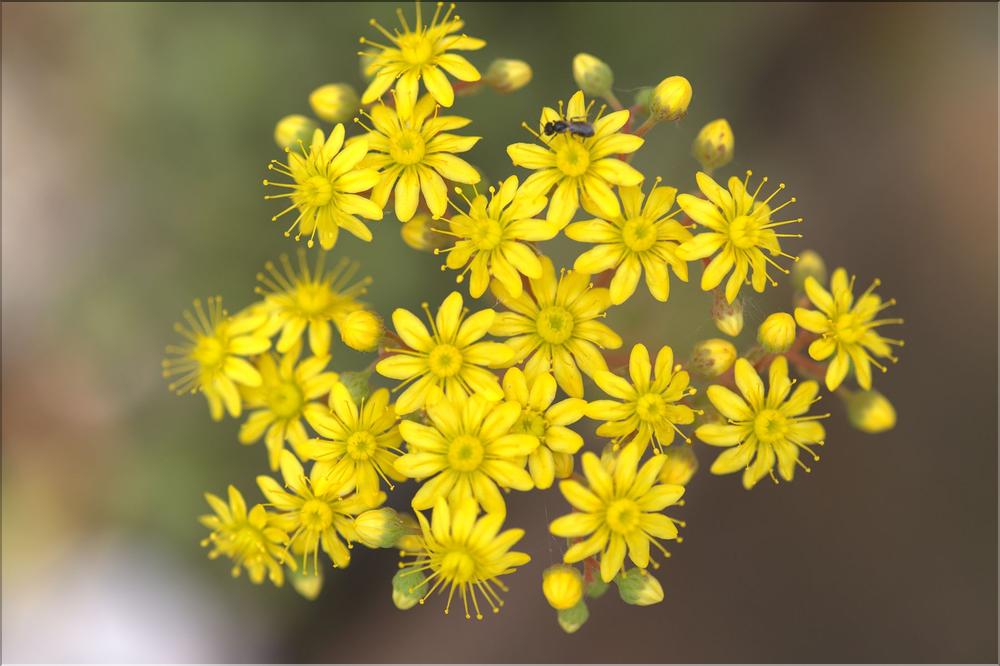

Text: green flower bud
xmin=274 ymin=114 xmax=319 ymax=150
xmin=289 ymin=567 xmax=324 ymax=601
xmin=392 ymin=566 xmax=428 ymax=610
xmin=692 ymin=118 xmax=734 ymax=172
xmin=658 ymin=445 xmax=698 ymax=486
xmin=484 ymin=58 xmax=532 ymax=94
xmin=757 ymin=312 xmax=796 ymax=353
xmin=649 ymin=76 xmax=692 ymax=122
xmin=557 ymin=599 xmax=589 ymax=634
xmin=309 ymin=83 xmax=360 ymax=124
xmin=394 ymin=513 xmax=424 ymax=552
xmin=615 ymin=568 xmax=664 ymax=606
xmin=691 ymin=338 xmax=738 ymax=377
xmin=844 ymin=389 xmax=897 ymax=433
xmin=542 ymin=565 xmax=584 ymax=610
xmin=792 ymin=250 xmax=827 ymax=292
xmin=355 ymin=508 xmax=406 ymax=548
xmin=633 ymin=87 xmax=653 ymax=115
xmin=334 ymin=369 xmax=372 ymax=405
xmin=572 ymin=53 xmax=614 ymax=98
xmin=585 ymin=575 xmax=610 ymax=599
xmin=712 ymin=291 xmax=744 ymax=337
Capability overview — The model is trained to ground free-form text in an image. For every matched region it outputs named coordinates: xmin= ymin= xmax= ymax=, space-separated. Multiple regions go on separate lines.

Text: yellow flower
xmin=437 ymin=175 xmax=559 ymax=298
xmin=395 ymin=393 xmax=538 ymax=513
xmin=376 ymin=291 xmax=513 ymax=414
xmin=587 ymin=344 xmax=697 ymax=452
xmin=298 ymin=383 xmax=405 ymax=497
xmin=360 ymin=2 xmax=485 ymax=114
xmin=199 ymin=485 xmax=291 ymax=586
xmin=398 ymin=497 xmax=530 ymax=619
xmin=255 ymin=249 xmax=373 ymax=357
xmin=794 ymin=268 xmax=903 ymax=391
xmin=238 ymin=343 xmax=340 ymax=471
xmin=258 ymin=451 xmax=385 ymax=573
xmin=550 ymin=444 xmax=684 ymax=583
xmin=501 ymin=367 xmax=586 ymax=489
xmin=676 ymin=171 xmax=802 ymax=303
xmin=359 ymin=94 xmax=481 ymax=222
xmin=264 ymin=126 xmax=382 ymax=249
xmin=696 ymin=357 xmax=828 ymax=489
xmin=566 ymin=181 xmax=692 ymax=304
xmin=489 ymin=256 xmax=622 ymax=398
xmin=163 ymin=297 xmax=271 ymax=421
xmin=507 ymin=90 xmax=645 ymax=228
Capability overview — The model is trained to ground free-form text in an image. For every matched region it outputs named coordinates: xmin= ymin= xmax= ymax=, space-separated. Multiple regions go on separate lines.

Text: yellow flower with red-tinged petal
xmin=507 ymin=90 xmax=644 ymax=228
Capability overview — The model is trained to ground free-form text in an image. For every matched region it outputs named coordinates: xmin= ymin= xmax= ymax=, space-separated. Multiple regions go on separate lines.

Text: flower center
xmin=515 ymin=410 xmax=547 ymax=438
xmin=536 ymin=306 xmax=575 ymax=345
xmin=390 ymin=129 xmax=427 ymax=166
xmin=428 ymin=343 xmax=463 ymax=378
xmin=728 ymin=215 xmax=760 ymax=250
xmin=440 ymin=548 xmax=477 ymax=583
xmin=346 ymin=430 xmax=378 ymax=460
xmin=299 ymin=175 xmax=334 ymax=208
xmin=447 ymin=434 xmax=485 ymax=473
xmin=300 ymin=499 xmax=334 ymax=531
xmin=469 ymin=216 xmax=504 ymax=251
xmin=398 ymin=33 xmax=434 ymax=66
xmin=635 ymin=392 xmax=667 ymax=422
xmin=192 ymin=335 xmax=226 ymax=370
xmin=554 ymin=139 xmax=591 ymax=177
xmin=834 ymin=313 xmax=863 ymax=344
xmin=605 ymin=498 xmax=641 ymax=534
xmin=753 ymin=408 xmax=789 ymax=444
xmin=267 ymin=381 xmax=304 ymax=419
xmin=292 ymin=283 xmax=336 ymax=316
xmin=621 ymin=216 xmax=657 ymax=253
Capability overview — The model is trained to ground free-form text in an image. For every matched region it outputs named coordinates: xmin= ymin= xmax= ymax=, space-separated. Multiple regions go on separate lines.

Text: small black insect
xmin=542 ymin=117 xmax=594 ymax=138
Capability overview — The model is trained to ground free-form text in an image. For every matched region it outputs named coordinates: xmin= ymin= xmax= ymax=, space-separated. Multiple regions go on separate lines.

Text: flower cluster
xmin=169 ymin=2 xmax=904 ymax=633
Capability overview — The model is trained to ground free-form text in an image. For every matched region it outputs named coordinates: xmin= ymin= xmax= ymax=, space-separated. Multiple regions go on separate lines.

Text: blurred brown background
xmin=2 ymin=2 xmax=996 ymax=663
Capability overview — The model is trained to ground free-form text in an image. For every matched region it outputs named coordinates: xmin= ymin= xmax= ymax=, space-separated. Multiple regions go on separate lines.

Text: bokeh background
xmin=2 ymin=2 xmax=997 ymax=662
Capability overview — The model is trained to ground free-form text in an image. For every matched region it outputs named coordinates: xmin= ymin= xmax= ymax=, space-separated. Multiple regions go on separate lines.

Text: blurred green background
xmin=2 ymin=2 xmax=996 ymax=662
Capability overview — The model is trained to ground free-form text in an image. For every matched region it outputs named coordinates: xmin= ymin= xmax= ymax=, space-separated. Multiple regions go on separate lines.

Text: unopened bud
xmin=659 ymin=445 xmax=698 ymax=486
xmin=712 ymin=290 xmax=744 ymax=337
xmin=289 ymin=567 xmax=323 ymax=600
xmin=691 ymin=338 xmax=737 ymax=377
xmin=692 ymin=118 xmax=734 ymax=172
xmin=309 ymin=83 xmax=359 ymax=124
xmin=844 ymin=389 xmax=897 ymax=433
xmin=394 ymin=513 xmax=424 ymax=552
xmin=557 ymin=599 xmax=589 ymax=634
xmin=615 ymin=568 xmax=664 ymax=606
xmin=585 ymin=576 xmax=610 ymax=599
xmin=572 ymin=53 xmax=614 ymax=98
xmin=355 ymin=508 xmax=405 ymax=548
xmin=392 ymin=566 xmax=428 ymax=610
xmin=553 ymin=451 xmax=575 ymax=479
xmin=542 ymin=565 xmax=584 ymax=610
xmin=792 ymin=250 xmax=827 ymax=292
xmin=340 ymin=309 xmax=383 ymax=352
xmin=633 ymin=87 xmax=653 ymax=115
xmin=360 ymin=53 xmax=379 ymax=81
xmin=402 ymin=212 xmax=448 ymax=252
xmin=274 ymin=114 xmax=319 ymax=150
xmin=649 ymin=76 xmax=692 ymax=122
xmin=757 ymin=312 xmax=796 ymax=353
xmin=333 ymin=369 xmax=372 ymax=406
xmin=485 ymin=58 xmax=532 ymax=94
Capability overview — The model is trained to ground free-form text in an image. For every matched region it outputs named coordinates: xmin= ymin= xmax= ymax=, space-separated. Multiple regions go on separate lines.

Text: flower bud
xmin=360 ymin=52 xmax=379 ymax=81
xmin=572 ymin=53 xmax=614 ymax=98
xmin=289 ymin=567 xmax=323 ymax=600
xmin=792 ymin=250 xmax=827 ymax=292
xmin=649 ymin=75 xmax=692 ymax=122
xmin=394 ymin=513 xmax=424 ymax=552
xmin=659 ymin=445 xmax=698 ymax=486
xmin=712 ymin=290 xmax=744 ymax=337
xmin=585 ymin=575 xmax=610 ymax=599
xmin=392 ymin=566 xmax=428 ymax=610
xmin=309 ymin=83 xmax=360 ymax=124
xmin=355 ymin=508 xmax=406 ymax=549
xmin=690 ymin=338 xmax=737 ymax=377
xmin=844 ymin=389 xmax=897 ymax=433
xmin=340 ymin=309 xmax=383 ymax=352
xmin=274 ymin=114 xmax=319 ymax=150
xmin=615 ymin=568 xmax=664 ymax=606
xmin=557 ymin=599 xmax=589 ymax=634
xmin=757 ymin=312 xmax=796 ymax=353
xmin=553 ymin=451 xmax=575 ymax=479
xmin=633 ymin=87 xmax=653 ymax=115
xmin=402 ymin=212 xmax=448 ymax=252
xmin=542 ymin=565 xmax=584 ymax=610
xmin=485 ymin=58 xmax=532 ymax=94
xmin=332 ymin=369 xmax=372 ymax=407
xmin=692 ymin=118 xmax=734 ymax=172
